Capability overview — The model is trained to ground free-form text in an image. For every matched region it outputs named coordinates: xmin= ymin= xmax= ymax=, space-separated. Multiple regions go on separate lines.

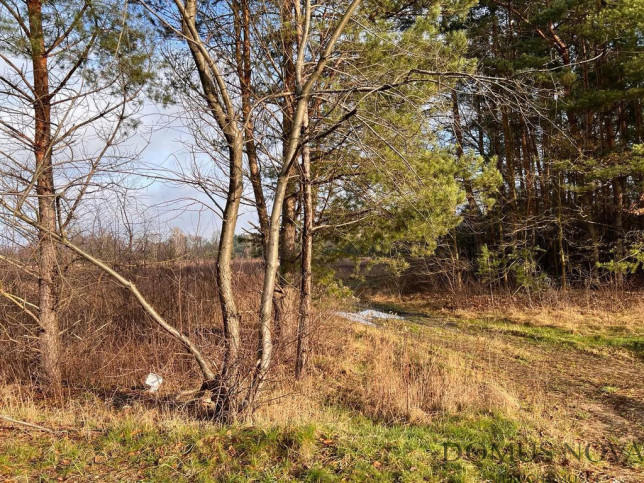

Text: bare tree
xmin=295 ymin=108 xmax=312 ymax=378
xmin=0 ymin=0 xmax=152 ymax=390
xmin=137 ymin=0 xmax=362 ymax=418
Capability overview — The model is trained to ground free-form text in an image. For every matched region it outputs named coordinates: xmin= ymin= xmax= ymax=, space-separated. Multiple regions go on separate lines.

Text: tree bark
xmin=295 ymin=112 xmax=312 ymax=379
xmin=274 ymin=0 xmax=299 ymax=339
xmin=248 ymin=0 xmax=362 ymax=409
xmin=213 ymin=140 xmax=244 ymax=416
xmin=234 ymin=0 xmax=269 ymax=252
xmin=556 ymin=170 xmax=567 ymax=290
xmin=179 ymin=0 xmax=245 ymax=419
xmin=27 ymin=0 xmax=61 ymax=391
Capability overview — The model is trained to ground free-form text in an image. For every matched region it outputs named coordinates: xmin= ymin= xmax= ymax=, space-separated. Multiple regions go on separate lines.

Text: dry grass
xmin=3 ymin=260 xmax=639 ymax=429
xmin=1 ymin=259 xmax=296 ymax=392
xmin=7 ymin=261 xmax=644 ymax=480
xmin=371 ymin=289 xmax=644 ymax=335
xmin=0 ymin=259 xmax=515 ymax=426
xmin=0 ymin=309 xmax=529 ymax=480
xmin=252 ymin=316 xmax=519 ymax=428
xmin=3 ymin=278 xmax=643 ymax=480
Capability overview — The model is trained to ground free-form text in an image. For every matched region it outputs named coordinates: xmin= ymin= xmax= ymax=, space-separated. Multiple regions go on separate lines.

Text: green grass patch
xmin=0 ymin=410 xmax=581 ymax=482
xmin=458 ymin=317 xmax=644 ymax=359
xmin=375 ymin=301 xmax=644 ymax=360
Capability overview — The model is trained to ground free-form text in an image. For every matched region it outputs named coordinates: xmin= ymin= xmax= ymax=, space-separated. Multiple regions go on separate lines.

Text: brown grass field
xmin=1 ymin=261 xmax=643 ymax=481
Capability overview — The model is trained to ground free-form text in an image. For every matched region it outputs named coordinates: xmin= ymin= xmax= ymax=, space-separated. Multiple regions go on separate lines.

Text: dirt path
xmin=413 ymin=314 xmax=644 ymax=439
xmin=372 ymin=304 xmax=644 ymax=480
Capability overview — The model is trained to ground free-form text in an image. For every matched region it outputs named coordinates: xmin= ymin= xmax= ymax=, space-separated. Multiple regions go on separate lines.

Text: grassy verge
xmin=371 ymin=299 xmax=644 ymax=360
xmin=454 ymin=317 xmax=644 ymax=359
xmin=0 ymin=409 xmax=582 ymax=482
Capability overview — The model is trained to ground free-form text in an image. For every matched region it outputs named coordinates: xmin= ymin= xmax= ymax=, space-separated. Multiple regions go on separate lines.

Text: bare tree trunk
xmin=279 ymin=0 xmax=298 ymax=274
xmin=295 ymin=113 xmax=312 ymax=379
xmin=501 ymin=108 xmax=516 ymax=205
xmin=27 ymin=0 xmax=61 ymax=392
xmin=279 ymin=179 xmax=298 ymax=276
xmin=212 ymin=141 xmax=244 ymax=417
xmin=556 ymin=170 xmax=567 ymax=290
xmin=274 ymin=0 xmax=299 ymax=340
xmin=234 ymin=0 xmax=269 ymax=252
xmin=248 ymin=0 xmax=362 ymax=409
xmin=178 ymin=0 xmax=245 ymax=420
xmin=450 ymin=91 xmax=466 ymax=289
xmin=247 ymin=139 xmax=269 ymax=252
xmin=613 ymin=176 xmax=625 ymax=286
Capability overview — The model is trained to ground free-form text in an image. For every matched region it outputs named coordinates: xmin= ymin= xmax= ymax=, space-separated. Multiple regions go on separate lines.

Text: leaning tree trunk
xmin=27 ymin=0 xmax=61 ymax=392
xmin=248 ymin=0 xmax=363 ymax=410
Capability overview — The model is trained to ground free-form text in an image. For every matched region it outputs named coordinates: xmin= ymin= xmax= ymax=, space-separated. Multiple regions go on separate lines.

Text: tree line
xmin=446 ymin=0 xmax=644 ymax=290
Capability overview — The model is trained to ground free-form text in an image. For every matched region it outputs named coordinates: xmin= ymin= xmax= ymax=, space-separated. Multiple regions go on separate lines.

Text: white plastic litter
xmin=145 ymin=373 xmax=163 ymax=393
xmin=334 ymin=309 xmax=403 ymax=326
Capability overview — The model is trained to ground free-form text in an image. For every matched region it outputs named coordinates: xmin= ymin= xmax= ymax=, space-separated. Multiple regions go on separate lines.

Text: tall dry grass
xmin=0 ymin=257 xmax=518 ymax=425
xmin=0 ymin=259 xmax=272 ymax=391
xmin=253 ymin=315 xmax=519 ymax=426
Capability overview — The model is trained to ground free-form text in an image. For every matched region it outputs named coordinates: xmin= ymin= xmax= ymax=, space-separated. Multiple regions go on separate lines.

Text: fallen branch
xmin=0 ymin=414 xmax=57 ymax=434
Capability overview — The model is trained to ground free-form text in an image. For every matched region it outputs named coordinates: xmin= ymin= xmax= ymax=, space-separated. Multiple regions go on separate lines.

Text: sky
xmin=0 ymin=55 xmax=258 ymax=242
xmin=1 ymin=44 xmax=258 ymax=245
xmin=130 ymin=102 xmax=259 ymax=239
